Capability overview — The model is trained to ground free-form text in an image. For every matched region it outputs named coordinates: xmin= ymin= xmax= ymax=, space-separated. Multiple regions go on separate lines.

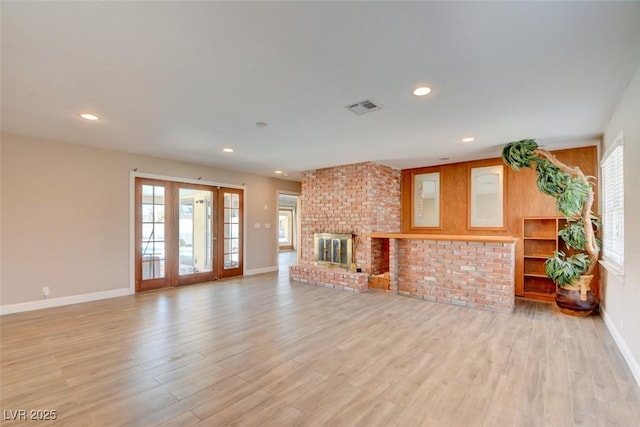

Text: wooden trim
xmin=514 ymin=238 xmax=524 ymax=296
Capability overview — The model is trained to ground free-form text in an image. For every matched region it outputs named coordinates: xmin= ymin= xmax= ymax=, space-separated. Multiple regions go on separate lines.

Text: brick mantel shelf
xmin=368 ymin=233 xmax=517 ymax=243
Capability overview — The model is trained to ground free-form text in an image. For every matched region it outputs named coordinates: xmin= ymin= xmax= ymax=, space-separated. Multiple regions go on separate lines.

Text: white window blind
xmin=601 ymin=133 xmax=624 ymax=272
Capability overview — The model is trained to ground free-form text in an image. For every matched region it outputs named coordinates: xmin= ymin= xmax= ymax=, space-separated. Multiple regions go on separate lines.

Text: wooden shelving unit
xmin=520 ymin=216 xmax=600 ymax=302
xmin=522 ymin=217 xmax=562 ymax=302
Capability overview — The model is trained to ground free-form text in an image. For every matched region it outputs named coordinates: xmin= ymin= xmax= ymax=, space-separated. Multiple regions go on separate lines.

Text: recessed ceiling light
xmin=275 ymin=170 xmax=283 ymax=174
xmin=412 ymin=87 xmax=432 ymax=96
xmin=222 ymin=148 xmax=234 ymax=153
xmin=255 ymin=122 xmax=268 ymax=128
xmin=80 ymin=113 xmax=99 ymax=121
xmin=461 ymin=137 xmax=475 ymax=143
xmin=439 ymin=157 xmax=450 ymax=161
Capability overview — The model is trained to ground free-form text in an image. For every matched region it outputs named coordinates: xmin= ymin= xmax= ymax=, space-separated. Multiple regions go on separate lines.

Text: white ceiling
xmin=2 ymin=2 xmax=640 ymax=181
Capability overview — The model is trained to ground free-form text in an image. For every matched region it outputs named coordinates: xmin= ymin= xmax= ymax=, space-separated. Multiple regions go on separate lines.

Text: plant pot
xmin=555 ymin=274 xmax=597 ymax=316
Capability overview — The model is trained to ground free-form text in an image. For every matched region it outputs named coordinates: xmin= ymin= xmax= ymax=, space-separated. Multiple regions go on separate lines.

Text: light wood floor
xmin=2 ymin=270 xmax=639 ymax=426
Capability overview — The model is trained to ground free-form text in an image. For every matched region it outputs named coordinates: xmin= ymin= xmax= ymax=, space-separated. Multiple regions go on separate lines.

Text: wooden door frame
xmin=130 ymin=172 xmax=246 ymax=292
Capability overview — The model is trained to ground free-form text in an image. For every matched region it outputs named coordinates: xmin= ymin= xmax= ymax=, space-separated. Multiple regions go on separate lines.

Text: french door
xmin=135 ymin=178 xmax=243 ymax=292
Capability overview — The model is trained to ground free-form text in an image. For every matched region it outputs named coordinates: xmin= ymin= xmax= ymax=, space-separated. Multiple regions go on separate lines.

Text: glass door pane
xmin=141 ymin=184 xmax=166 ymax=280
xmin=178 ymin=188 xmax=213 ymax=276
xmin=223 ymin=192 xmax=240 ymax=269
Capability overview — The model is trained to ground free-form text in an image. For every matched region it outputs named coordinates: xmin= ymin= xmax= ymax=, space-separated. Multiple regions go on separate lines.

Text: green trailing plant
xmin=559 ymin=218 xmax=602 ymax=251
xmin=535 ymin=158 xmax=570 ymax=197
xmin=556 ymin=177 xmax=590 ymax=217
xmin=544 ymin=251 xmax=591 ymax=287
xmin=502 ymin=139 xmax=600 ymax=288
xmin=501 ymin=139 xmax=539 ymax=170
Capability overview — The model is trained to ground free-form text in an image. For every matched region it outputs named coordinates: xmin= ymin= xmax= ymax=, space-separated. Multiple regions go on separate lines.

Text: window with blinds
xmin=601 ymin=131 xmax=624 ymax=273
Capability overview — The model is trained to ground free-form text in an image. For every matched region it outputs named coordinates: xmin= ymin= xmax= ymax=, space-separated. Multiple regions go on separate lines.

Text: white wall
xmin=601 ymin=63 xmax=640 ymax=384
xmin=0 ymin=133 xmax=299 ymax=308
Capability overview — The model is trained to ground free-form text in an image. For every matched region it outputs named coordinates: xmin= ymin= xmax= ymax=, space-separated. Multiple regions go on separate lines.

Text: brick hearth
xmin=288 ymin=264 xmax=369 ymax=292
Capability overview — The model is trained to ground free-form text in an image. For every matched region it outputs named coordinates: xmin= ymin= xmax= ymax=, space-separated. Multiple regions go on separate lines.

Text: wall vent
xmin=345 ymin=99 xmax=382 ymax=115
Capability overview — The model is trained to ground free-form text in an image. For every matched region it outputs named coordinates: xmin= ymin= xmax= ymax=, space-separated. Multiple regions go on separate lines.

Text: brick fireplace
xmin=289 ymin=161 xmax=401 ymax=291
xmin=288 ymin=160 xmax=516 ymax=312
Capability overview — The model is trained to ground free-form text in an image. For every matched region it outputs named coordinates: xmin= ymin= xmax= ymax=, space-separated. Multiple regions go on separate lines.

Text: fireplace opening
xmin=314 ymin=233 xmax=353 ymax=268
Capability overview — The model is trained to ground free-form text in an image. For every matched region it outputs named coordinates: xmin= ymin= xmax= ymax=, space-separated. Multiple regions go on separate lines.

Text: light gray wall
xmin=601 ymin=63 xmax=640 ymax=384
xmin=0 ymin=133 xmax=299 ymax=305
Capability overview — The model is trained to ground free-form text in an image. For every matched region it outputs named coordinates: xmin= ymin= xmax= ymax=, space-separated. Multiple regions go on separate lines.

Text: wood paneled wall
xmin=401 ymin=145 xmax=599 ymax=298
xmin=401 ymin=146 xmax=599 ymax=237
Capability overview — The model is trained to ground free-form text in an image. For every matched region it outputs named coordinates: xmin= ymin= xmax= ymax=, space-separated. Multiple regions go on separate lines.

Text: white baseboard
xmin=0 ymin=288 xmax=134 ymax=315
xmin=601 ymin=306 xmax=640 ymax=387
xmin=244 ymin=266 xmax=279 ymax=276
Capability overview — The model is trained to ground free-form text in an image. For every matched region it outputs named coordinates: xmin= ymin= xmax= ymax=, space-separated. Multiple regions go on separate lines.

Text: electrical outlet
xmin=42 ymin=286 xmax=50 ymax=297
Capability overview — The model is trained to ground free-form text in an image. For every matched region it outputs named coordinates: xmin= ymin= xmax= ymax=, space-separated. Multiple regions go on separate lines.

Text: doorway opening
xmin=278 ymin=192 xmax=300 ymax=271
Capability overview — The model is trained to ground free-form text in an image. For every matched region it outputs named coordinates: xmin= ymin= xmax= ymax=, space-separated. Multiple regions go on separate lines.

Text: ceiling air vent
xmin=345 ymin=99 xmax=382 ymax=115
